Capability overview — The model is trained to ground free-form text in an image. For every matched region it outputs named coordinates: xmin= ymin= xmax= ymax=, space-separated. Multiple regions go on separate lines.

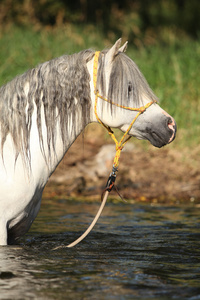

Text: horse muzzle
xmin=145 ymin=114 xmax=177 ymax=148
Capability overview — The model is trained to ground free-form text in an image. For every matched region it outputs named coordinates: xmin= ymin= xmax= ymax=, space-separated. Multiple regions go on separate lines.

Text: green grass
xmin=0 ymin=25 xmax=199 ymax=147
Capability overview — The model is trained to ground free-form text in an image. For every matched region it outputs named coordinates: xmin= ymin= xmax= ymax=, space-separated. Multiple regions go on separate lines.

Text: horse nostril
xmin=167 ymin=117 xmax=174 ymax=131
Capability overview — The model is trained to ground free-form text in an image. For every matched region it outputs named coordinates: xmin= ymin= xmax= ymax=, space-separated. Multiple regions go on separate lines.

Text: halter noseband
xmin=93 ymin=51 xmax=154 ymax=170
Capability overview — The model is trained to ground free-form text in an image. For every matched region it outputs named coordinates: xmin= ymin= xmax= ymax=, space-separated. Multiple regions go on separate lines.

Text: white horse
xmin=0 ymin=39 xmax=176 ymax=245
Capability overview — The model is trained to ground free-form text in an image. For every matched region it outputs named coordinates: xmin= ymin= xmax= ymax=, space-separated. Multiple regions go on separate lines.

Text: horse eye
xmin=128 ymin=83 xmax=132 ymax=94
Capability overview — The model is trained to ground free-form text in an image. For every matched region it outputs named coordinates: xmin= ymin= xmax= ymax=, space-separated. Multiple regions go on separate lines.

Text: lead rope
xmin=53 ymin=51 xmax=154 ymax=250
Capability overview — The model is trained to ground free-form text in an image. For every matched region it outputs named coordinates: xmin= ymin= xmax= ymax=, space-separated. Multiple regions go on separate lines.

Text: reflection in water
xmin=0 ymin=199 xmax=200 ymax=299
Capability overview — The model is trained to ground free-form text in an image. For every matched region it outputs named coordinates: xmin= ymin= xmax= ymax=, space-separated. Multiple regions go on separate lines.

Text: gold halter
xmin=93 ymin=51 xmax=154 ymax=170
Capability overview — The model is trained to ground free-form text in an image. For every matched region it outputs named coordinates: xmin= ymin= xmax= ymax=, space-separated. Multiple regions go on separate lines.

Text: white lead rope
xmin=53 ymin=190 xmax=109 ymax=250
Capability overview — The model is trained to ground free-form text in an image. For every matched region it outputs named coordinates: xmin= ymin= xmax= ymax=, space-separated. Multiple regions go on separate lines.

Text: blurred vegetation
xmin=0 ymin=0 xmax=199 ymax=147
xmin=0 ymin=0 xmax=200 ymax=44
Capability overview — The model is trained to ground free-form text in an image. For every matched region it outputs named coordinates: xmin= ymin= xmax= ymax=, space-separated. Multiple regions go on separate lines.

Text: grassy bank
xmin=0 ymin=26 xmax=199 ymax=147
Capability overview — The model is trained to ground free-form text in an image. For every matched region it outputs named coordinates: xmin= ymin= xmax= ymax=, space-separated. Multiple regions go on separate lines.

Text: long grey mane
xmin=97 ymin=51 xmax=158 ymax=110
xmin=0 ymin=49 xmax=94 ymax=164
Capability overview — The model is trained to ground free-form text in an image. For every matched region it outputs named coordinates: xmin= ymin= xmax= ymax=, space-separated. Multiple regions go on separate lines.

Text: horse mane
xmin=97 ymin=51 xmax=158 ymax=110
xmin=0 ymin=49 xmax=94 ymax=165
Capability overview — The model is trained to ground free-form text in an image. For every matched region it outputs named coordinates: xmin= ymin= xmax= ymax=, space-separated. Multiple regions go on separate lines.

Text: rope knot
xmin=139 ymin=106 xmax=146 ymax=112
xmin=116 ymin=145 xmax=123 ymax=151
xmin=94 ymin=89 xmax=99 ymax=95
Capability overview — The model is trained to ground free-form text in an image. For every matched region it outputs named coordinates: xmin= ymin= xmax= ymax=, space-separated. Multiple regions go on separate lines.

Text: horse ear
xmin=119 ymin=41 xmax=128 ymax=53
xmin=105 ymin=38 xmax=122 ymax=65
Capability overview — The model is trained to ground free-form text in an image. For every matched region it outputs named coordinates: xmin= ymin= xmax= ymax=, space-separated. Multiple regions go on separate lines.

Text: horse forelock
xmin=0 ymin=49 xmax=94 ymax=166
xmin=97 ymin=51 xmax=158 ymax=110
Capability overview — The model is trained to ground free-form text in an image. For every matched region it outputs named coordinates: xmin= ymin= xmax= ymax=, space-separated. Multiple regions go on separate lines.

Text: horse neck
xmin=34 ymin=102 xmax=90 ymax=179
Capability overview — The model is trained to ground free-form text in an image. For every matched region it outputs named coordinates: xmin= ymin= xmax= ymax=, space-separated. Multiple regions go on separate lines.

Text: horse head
xmin=90 ymin=39 xmax=176 ymax=148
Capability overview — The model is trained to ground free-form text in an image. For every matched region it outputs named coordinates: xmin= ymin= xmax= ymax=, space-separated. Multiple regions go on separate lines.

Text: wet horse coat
xmin=0 ymin=39 xmax=176 ymax=245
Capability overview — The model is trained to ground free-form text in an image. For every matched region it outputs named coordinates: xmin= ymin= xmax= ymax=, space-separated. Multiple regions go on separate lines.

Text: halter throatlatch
xmin=53 ymin=50 xmax=154 ymax=250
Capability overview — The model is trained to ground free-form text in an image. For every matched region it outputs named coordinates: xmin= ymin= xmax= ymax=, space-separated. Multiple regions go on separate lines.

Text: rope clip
xmin=105 ymin=167 xmax=118 ymax=192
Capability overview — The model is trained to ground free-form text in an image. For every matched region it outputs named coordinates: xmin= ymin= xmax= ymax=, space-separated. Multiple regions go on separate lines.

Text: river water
xmin=1 ymin=198 xmax=200 ymax=299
